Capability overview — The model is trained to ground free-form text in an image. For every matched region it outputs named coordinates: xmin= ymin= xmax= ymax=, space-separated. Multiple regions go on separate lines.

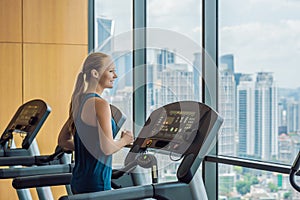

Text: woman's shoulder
xmin=82 ymin=93 xmax=109 ymax=110
xmin=93 ymin=96 xmax=110 ymax=110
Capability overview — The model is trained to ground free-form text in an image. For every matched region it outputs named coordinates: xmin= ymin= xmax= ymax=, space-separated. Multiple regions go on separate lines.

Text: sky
xmin=219 ymin=0 xmax=300 ymax=89
xmin=96 ymin=0 xmax=300 ymax=89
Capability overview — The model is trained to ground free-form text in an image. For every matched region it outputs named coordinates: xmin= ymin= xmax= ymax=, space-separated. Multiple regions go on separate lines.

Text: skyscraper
xmin=255 ymin=72 xmax=278 ymax=160
xmin=95 ymin=16 xmax=114 ymax=52
xmin=237 ymin=74 xmax=255 ymax=157
xmin=160 ymin=66 xmax=194 ymax=105
xmin=286 ymin=99 xmax=300 ymax=133
xmin=112 ymin=51 xmax=132 ymax=94
xmin=157 ymin=48 xmax=175 ymax=71
xmin=193 ymin=52 xmax=201 ymax=102
xmin=219 ymin=55 xmax=236 ymax=159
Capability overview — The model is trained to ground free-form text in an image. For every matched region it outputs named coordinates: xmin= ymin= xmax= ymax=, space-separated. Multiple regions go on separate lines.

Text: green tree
xmin=235 ymin=173 xmax=260 ymax=195
xmin=250 ymin=176 xmax=259 ymax=185
xmin=268 ymin=182 xmax=278 ymax=192
xmin=283 ymin=191 xmax=292 ymax=200
xmin=236 ymin=181 xmax=250 ymax=195
xmin=233 ymin=166 xmax=243 ymax=174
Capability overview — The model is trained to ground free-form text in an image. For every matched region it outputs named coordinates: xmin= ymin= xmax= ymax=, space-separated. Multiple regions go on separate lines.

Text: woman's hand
xmin=121 ymin=130 xmax=134 ymax=145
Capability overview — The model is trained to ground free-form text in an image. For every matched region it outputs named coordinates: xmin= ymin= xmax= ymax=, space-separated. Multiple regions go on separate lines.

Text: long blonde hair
xmin=68 ymin=52 xmax=111 ymax=134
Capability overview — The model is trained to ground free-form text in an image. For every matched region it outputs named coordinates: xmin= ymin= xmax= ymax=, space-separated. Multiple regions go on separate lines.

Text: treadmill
xmin=0 ymin=99 xmax=51 ymax=200
xmin=0 ymin=99 xmax=51 ymax=157
xmin=13 ymin=101 xmax=223 ymax=200
xmin=0 ymin=104 xmax=125 ymax=171
xmin=8 ymin=104 xmax=126 ymax=198
xmin=290 ymin=150 xmax=300 ymax=193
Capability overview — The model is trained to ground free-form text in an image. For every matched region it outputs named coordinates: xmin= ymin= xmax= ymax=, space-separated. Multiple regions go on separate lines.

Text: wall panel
xmin=23 ymin=43 xmax=87 ymax=154
xmin=0 ymin=43 xmax=22 ymax=200
xmin=0 ymin=0 xmax=22 ymax=42
xmin=23 ymin=0 xmax=88 ymax=45
xmin=0 ymin=43 xmax=22 ymax=131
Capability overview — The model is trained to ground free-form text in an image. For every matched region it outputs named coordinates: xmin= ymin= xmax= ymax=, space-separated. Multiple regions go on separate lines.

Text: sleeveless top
xmin=71 ymin=93 xmax=117 ymax=193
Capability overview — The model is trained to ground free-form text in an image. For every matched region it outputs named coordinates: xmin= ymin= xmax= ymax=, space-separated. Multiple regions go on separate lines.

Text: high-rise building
xmin=160 ymin=64 xmax=194 ymax=105
xmin=147 ymin=49 xmax=194 ymax=111
xmin=237 ymin=74 xmax=255 ymax=157
xmin=278 ymin=133 xmax=293 ymax=164
xmin=193 ymin=52 xmax=201 ymax=102
xmin=254 ymin=72 xmax=278 ymax=160
xmin=218 ymin=55 xmax=236 ymax=158
xmin=278 ymin=97 xmax=288 ymax=135
xmin=286 ymin=100 xmax=300 ymax=133
xmin=95 ymin=16 xmax=114 ymax=52
xmin=112 ymin=51 xmax=132 ymax=94
xmin=157 ymin=48 xmax=175 ymax=71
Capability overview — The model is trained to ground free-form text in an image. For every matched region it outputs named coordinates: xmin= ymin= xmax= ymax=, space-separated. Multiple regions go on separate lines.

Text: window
xmin=146 ymin=0 xmax=202 ymax=116
xmin=91 ymin=1 xmax=299 ymax=199
xmin=94 ymin=0 xmax=133 ymax=168
xmin=219 ymin=0 xmax=300 ymax=198
xmin=146 ymin=0 xmax=202 ymax=183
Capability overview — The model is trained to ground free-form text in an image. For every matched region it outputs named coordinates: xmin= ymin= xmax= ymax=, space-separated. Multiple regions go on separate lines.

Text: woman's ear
xmin=91 ymin=69 xmax=99 ymax=79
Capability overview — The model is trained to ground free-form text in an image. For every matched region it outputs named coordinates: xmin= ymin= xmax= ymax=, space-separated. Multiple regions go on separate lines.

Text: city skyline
xmin=96 ymin=0 xmax=300 ymax=89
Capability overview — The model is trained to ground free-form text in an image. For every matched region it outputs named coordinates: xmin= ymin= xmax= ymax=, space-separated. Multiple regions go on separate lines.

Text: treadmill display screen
xmin=151 ymin=111 xmax=196 ymax=140
xmin=140 ymin=109 xmax=199 ymax=153
xmin=15 ymin=105 xmax=39 ymax=126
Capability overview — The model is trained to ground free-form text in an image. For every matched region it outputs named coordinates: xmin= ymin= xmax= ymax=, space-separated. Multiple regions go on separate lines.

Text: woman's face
xmin=99 ymin=58 xmax=118 ymax=89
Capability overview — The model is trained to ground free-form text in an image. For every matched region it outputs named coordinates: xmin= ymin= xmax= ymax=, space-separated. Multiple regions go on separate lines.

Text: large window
xmin=218 ymin=0 xmax=300 ymax=198
xmin=146 ymin=0 xmax=202 ymax=183
xmin=146 ymin=0 xmax=202 ymax=116
xmin=94 ymin=0 xmax=133 ymax=168
xmin=94 ymin=0 xmax=133 ymax=130
xmin=91 ymin=0 xmax=300 ymax=199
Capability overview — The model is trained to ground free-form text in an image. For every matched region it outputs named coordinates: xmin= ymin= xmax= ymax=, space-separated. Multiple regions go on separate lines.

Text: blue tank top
xmin=71 ymin=93 xmax=117 ymax=193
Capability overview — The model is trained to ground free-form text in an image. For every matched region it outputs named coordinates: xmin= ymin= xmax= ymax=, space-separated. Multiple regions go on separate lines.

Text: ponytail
xmin=68 ymin=72 xmax=85 ymax=135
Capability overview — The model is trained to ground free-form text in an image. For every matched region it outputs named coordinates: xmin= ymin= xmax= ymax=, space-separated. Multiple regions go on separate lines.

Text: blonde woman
xmin=58 ymin=52 xmax=134 ymax=194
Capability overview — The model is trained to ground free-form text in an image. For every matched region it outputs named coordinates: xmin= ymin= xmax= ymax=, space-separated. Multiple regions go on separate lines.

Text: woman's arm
xmin=57 ymin=118 xmax=75 ymax=151
xmin=94 ymin=98 xmax=133 ymax=155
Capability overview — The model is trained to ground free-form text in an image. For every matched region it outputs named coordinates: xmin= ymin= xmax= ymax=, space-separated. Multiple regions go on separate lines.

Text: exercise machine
xmin=8 ymin=104 xmax=126 ymax=199
xmin=0 ymin=99 xmax=51 ymax=157
xmin=1 ymin=145 xmax=72 ymax=200
xmin=13 ymin=101 xmax=223 ymax=200
xmin=0 ymin=99 xmax=51 ymax=200
xmin=0 ymin=104 xmax=124 ymax=168
xmin=290 ymin=150 xmax=300 ymax=192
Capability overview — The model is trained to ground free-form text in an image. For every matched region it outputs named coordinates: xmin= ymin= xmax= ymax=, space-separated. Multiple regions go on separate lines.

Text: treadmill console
xmin=125 ymin=101 xmax=223 ymax=183
xmin=0 ymin=99 xmax=51 ymax=149
xmin=139 ymin=110 xmax=199 ymax=155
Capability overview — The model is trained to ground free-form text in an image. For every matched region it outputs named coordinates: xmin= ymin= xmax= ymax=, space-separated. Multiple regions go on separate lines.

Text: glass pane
xmin=219 ymin=0 xmax=300 ymax=162
xmin=147 ymin=0 xmax=202 ymax=183
xmin=147 ymin=0 xmax=202 ymax=116
xmin=219 ymin=164 xmax=300 ymax=199
xmin=94 ymin=0 xmax=132 ymax=167
xmin=219 ymin=0 xmax=300 ymax=198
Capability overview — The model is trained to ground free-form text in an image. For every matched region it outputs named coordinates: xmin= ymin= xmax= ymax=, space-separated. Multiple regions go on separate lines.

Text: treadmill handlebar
xmin=12 ymin=161 xmax=137 ymax=189
xmin=0 ymin=145 xmax=71 ymax=166
xmin=291 ymin=151 xmax=300 ymax=171
xmin=13 ymin=173 xmax=72 ymax=189
xmin=35 ymin=146 xmax=68 ymax=165
xmin=289 ymin=150 xmax=300 ymax=192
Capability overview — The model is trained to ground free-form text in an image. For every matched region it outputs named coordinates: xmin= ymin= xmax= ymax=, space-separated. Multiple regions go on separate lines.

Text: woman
xmin=58 ymin=52 xmax=134 ymax=194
